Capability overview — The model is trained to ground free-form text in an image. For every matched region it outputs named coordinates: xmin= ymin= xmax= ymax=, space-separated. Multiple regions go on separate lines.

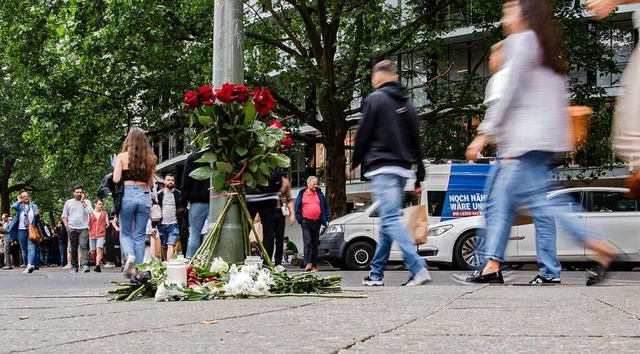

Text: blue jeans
xmin=59 ymin=242 xmax=68 ymax=266
xmin=158 ymin=223 xmax=179 ymax=247
xmin=369 ymin=174 xmax=427 ymax=281
xmin=186 ymin=203 xmax=209 ymax=258
xmin=119 ymin=185 xmax=151 ymax=264
xmin=17 ymin=229 xmax=37 ymax=266
xmin=484 ymin=151 xmax=604 ymax=264
xmin=301 ymin=219 xmax=321 ymax=267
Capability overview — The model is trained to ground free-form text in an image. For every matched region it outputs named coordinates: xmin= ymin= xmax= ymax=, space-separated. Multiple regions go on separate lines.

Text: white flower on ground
xmin=209 ymin=257 xmax=229 ymax=275
xmin=155 ymin=283 xmax=169 ymax=302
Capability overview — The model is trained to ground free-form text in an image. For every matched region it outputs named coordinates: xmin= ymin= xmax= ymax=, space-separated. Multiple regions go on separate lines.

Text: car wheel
xmin=344 ymin=241 xmax=375 ymax=270
xmin=453 ymin=230 xmax=484 ymax=270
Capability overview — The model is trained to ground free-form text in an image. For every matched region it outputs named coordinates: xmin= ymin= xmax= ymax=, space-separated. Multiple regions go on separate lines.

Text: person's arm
xmin=465 ymin=134 xmax=490 ymax=162
xmin=294 ymin=193 xmax=303 ymax=225
xmin=103 ymin=212 xmax=110 ymax=229
xmin=480 ymin=32 xmax=535 ymax=139
xmin=62 ymin=201 xmax=69 ymax=228
xmin=587 ymin=0 xmax=640 ymax=19
xmin=112 ymin=153 xmax=123 ymax=184
xmin=82 ymin=199 xmax=93 ymax=214
xmin=350 ymin=96 xmax=377 ymax=170
xmin=111 ymin=216 xmax=120 ymax=232
xmin=180 ymin=154 xmax=196 ymax=208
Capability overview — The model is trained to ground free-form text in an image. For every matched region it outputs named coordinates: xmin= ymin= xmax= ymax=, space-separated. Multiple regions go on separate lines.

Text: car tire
xmin=453 ymin=230 xmax=485 ymax=270
xmin=344 ymin=241 xmax=375 ymax=270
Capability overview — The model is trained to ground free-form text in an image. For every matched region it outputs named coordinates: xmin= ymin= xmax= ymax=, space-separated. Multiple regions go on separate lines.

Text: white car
xmin=420 ymin=187 xmax=640 ymax=270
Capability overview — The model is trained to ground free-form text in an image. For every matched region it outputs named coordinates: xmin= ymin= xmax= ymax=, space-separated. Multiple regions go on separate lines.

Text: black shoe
xmin=529 ymin=275 xmax=561 ymax=285
xmin=466 ymin=270 xmax=504 ymax=284
xmin=94 ymin=266 xmax=101 ymax=273
xmin=586 ymin=265 xmax=607 ymax=286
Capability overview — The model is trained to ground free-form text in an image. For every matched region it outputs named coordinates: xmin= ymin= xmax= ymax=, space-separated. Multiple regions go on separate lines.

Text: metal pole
xmin=210 ymin=0 xmax=245 ymax=264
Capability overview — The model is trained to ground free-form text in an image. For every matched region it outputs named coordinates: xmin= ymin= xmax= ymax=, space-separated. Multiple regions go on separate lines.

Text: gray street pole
xmin=210 ymin=0 xmax=245 ymax=264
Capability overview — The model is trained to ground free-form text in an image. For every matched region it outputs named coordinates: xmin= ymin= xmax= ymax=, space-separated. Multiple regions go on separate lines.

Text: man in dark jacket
xmin=351 ymin=60 xmax=431 ymax=287
xmin=181 ymin=150 xmax=210 ymax=258
xmin=294 ymin=176 xmax=330 ymax=272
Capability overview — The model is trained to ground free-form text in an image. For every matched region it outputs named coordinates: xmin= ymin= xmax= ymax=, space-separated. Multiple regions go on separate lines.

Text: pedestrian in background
xmin=180 ymin=150 xmax=210 ymax=258
xmin=1 ymin=213 xmax=11 ymax=269
xmin=462 ymin=0 xmax=618 ymax=285
xmin=350 ymin=60 xmax=431 ymax=287
xmin=294 ymin=176 xmax=330 ymax=272
xmin=62 ymin=185 xmax=93 ymax=273
xmin=56 ymin=221 xmax=68 ymax=267
xmin=272 ymin=176 xmax=295 ymax=271
xmin=89 ymin=199 xmax=109 ymax=272
xmin=112 ymin=127 xmax=157 ymax=277
xmin=9 ymin=192 xmax=40 ymax=273
xmin=157 ymin=173 xmax=182 ymax=260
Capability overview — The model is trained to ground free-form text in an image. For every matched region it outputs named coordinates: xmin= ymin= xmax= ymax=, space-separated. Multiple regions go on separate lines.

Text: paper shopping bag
xmin=404 ymin=204 xmax=428 ymax=245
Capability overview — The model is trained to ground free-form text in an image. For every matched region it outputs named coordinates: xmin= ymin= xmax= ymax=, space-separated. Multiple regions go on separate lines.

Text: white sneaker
xmin=274 ymin=265 xmax=286 ymax=272
xmin=403 ymin=269 xmax=433 ymax=286
xmin=62 ymin=263 xmax=72 ymax=269
xmin=123 ymin=255 xmax=136 ymax=279
xmin=362 ymin=276 xmax=384 ymax=286
xmin=23 ymin=265 xmax=34 ymax=274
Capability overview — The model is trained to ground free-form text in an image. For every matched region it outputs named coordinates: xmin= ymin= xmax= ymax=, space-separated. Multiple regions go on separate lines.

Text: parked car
xmin=421 ymin=187 xmax=640 ymax=270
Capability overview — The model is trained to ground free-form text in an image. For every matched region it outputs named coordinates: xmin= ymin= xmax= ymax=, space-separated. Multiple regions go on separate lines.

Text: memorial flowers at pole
xmin=181 ymin=83 xmax=291 ymax=270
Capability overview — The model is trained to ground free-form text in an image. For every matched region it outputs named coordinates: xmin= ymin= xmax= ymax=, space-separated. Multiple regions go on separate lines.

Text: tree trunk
xmin=0 ymin=158 xmax=16 ymax=215
xmin=322 ymin=126 xmax=348 ymax=219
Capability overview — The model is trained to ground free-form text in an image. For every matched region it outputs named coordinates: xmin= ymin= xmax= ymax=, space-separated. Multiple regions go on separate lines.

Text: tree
xmin=244 ymin=0 xmax=461 ymax=217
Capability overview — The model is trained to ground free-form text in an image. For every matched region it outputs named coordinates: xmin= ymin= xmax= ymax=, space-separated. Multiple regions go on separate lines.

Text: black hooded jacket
xmin=351 ymin=81 xmax=425 ymax=183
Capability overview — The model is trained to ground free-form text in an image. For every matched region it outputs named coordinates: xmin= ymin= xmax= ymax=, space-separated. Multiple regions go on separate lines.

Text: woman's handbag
xmin=403 ymin=194 xmax=428 ymax=245
xmin=150 ymin=204 xmax=162 ymax=222
xmin=28 ymin=224 xmax=42 ymax=245
xmin=568 ymin=105 xmax=592 ymax=148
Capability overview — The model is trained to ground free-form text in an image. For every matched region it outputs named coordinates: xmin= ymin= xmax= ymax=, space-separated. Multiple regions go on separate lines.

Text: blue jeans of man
xmin=301 ymin=219 xmax=321 ymax=267
xmin=119 ymin=185 xmax=151 ymax=264
xmin=483 ymin=151 xmax=604 ymax=264
xmin=158 ymin=223 xmax=179 ymax=247
xmin=186 ymin=202 xmax=209 ymax=258
xmin=368 ymin=173 xmax=428 ymax=281
xmin=17 ymin=229 xmax=37 ymax=266
xmin=59 ymin=242 xmax=68 ymax=266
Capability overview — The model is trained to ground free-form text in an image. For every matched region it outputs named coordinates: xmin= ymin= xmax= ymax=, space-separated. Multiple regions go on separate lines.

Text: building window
xmin=597 ymin=21 xmax=636 ymax=88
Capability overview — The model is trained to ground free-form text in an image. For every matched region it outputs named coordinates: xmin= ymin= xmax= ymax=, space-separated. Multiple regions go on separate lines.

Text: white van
xmin=318 ymin=163 xmax=493 ymax=270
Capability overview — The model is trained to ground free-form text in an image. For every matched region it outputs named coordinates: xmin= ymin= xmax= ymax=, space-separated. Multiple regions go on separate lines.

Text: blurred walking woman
xmin=464 ymin=0 xmax=617 ymax=285
xmin=8 ymin=192 xmax=39 ymax=273
xmin=112 ymin=128 xmax=156 ymax=276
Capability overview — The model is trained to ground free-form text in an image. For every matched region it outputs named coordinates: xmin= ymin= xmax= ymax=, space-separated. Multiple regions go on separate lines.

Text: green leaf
xmin=243 ymin=101 xmax=257 ymax=123
xmin=273 ymin=154 xmax=291 ymax=168
xmin=235 ymin=146 xmax=248 ymax=156
xmin=242 ymin=172 xmax=255 ymax=187
xmin=189 ymin=166 xmax=215 ymax=180
xmin=216 ymin=161 xmax=233 ymax=173
xmin=195 ymin=152 xmax=217 ymax=164
xmin=248 ymin=161 xmax=258 ymax=172
xmin=257 ymin=176 xmax=268 ymax=186
xmin=198 ymin=115 xmax=213 ymax=125
xmin=258 ymin=162 xmax=270 ymax=175
xmin=212 ymin=170 xmax=227 ymax=192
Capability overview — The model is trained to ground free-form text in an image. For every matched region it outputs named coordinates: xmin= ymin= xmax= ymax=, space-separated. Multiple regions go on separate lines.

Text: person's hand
xmin=115 ymin=226 xmax=120 ymax=232
xmin=35 ymin=210 xmax=41 ymax=216
xmin=465 ymin=135 xmax=488 ymax=162
xmin=288 ymin=215 xmax=295 ymax=226
xmin=586 ymin=0 xmax=623 ymax=20
xmin=413 ymin=187 xmax=422 ymax=197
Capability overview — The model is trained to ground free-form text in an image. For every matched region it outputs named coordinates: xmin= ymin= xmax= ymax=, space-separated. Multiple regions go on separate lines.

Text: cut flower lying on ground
xmin=108 ymin=257 xmax=366 ymax=302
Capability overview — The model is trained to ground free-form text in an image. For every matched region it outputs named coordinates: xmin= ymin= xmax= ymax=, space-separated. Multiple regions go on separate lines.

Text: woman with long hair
xmin=463 ymin=0 xmax=618 ymax=285
xmin=112 ymin=128 xmax=157 ymax=277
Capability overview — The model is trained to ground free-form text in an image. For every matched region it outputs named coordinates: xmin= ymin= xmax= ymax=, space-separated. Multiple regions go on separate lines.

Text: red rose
xmin=199 ymin=85 xmax=215 ymax=105
xmin=216 ymin=83 xmax=235 ymax=103
xmin=269 ymin=120 xmax=283 ymax=129
xmin=216 ymin=83 xmax=250 ymax=103
xmin=253 ymin=87 xmax=276 ymax=116
xmin=282 ymin=134 xmax=293 ymax=149
xmin=235 ymin=85 xmax=250 ymax=103
xmin=183 ymin=91 xmax=200 ymax=109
